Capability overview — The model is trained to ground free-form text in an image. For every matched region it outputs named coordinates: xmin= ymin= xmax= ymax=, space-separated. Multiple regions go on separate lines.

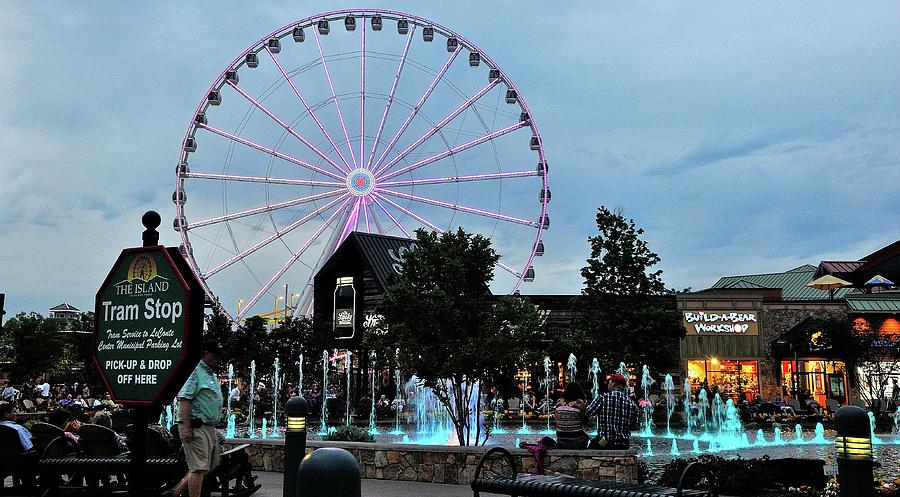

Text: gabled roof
xmin=711 ymin=265 xmax=852 ymax=301
xmin=816 ymin=261 xmax=865 ymax=276
xmin=49 ymin=302 xmax=80 ymax=312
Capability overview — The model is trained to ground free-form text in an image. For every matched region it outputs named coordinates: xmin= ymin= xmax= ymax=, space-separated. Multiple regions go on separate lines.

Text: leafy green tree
xmin=0 ymin=312 xmax=69 ymax=382
xmin=375 ymin=228 xmax=542 ymax=445
xmin=559 ymin=206 xmax=684 ymax=375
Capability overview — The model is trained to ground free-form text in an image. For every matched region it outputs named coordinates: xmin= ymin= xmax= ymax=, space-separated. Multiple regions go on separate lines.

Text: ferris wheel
xmin=173 ymin=9 xmax=550 ymax=321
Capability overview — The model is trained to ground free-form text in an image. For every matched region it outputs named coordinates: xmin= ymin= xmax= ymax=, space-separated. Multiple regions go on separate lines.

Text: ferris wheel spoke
xmin=496 ymin=261 xmax=522 ymax=279
xmin=369 ymin=203 xmax=386 ymax=234
xmin=312 ymin=27 xmax=358 ymax=168
xmin=366 ymin=26 xmax=416 ymax=169
xmin=380 ymin=169 xmax=538 ymax=188
xmin=239 ymin=196 xmax=352 ymax=319
xmin=188 ymin=189 xmax=346 ymax=229
xmin=185 ymin=171 xmax=342 ymax=188
xmin=377 ymin=120 xmax=529 ymax=182
xmin=204 ymin=194 xmax=350 ymax=278
xmin=370 ymin=195 xmax=415 ymax=237
xmin=378 ymin=188 xmax=539 ymax=228
xmin=226 ymin=81 xmax=347 ymax=175
xmin=265 ymin=46 xmax=354 ymax=171
xmin=359 ymin=19 xmax=366 ymax=170
xmin=362 ymin=200 xmax=371 ymax=233
xmin=337 ymin=197 xmax=363 ymax=245
xmin=372 ymin=80 xmax=500 ymax=177
xmin=197 ymin=123 xmax=345 ymax=181
xmin=371 ymin=47 xmax=461 ymax=175
xmin=371 ymin=192 xmax=442 ymax=233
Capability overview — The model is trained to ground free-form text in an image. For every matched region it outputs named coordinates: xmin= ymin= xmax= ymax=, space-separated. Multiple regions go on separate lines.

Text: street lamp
xmin=834 ymin=406 xmax=874 ymax=497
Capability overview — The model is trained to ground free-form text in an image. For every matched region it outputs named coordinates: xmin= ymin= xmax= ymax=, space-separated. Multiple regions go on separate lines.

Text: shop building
xmin=677 ymin=265 xmax=849 ymax=404
xmin=677 ymin=240 xmax=900 ymax=407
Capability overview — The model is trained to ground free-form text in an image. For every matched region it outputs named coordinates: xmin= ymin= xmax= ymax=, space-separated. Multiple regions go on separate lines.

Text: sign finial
xmin=142 ymin=211 xmax=161 ymax=247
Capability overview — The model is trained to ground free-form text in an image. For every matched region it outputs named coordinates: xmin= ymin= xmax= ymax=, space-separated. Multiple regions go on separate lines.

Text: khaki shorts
xmin=183 ymin=425 xmax=221 ymax=472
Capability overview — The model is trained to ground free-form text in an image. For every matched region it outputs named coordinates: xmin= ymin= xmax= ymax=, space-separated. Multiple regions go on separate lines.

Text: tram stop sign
xmin=93 ymin=245 xmax=205 ymax=406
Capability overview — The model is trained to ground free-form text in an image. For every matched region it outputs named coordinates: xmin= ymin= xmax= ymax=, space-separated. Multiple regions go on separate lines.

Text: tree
xmin=375 ymin=228 xmax=542 ymax=445
xmin=559 ymin=206 xmax=685 ymax=376
xmin=0 ymin=312 xmax=69 ymax=382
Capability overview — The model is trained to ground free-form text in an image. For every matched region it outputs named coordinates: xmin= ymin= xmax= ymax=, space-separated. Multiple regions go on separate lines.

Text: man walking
xmin=172 ymin=340 xmax=225 ymax=497
xmin=585 ymin=373 xmax=639 ymax=450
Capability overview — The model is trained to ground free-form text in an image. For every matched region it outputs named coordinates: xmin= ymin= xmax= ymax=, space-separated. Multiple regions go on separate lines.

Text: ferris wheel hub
xmin=346 ymin=168 xmax=376 ymax=197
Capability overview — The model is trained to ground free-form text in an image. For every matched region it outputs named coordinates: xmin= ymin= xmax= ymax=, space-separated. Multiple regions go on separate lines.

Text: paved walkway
xmin=255 ymin=471 xmax=503 ymax=497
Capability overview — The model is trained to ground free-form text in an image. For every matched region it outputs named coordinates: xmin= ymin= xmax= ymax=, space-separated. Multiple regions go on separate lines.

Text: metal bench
xmin=471 ymin=447 xmax=716 ymax=497
xmin=37 ymin=443 xmax=260 ymax=497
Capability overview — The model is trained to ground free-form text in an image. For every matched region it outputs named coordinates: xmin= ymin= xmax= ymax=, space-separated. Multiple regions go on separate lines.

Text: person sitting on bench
xmin=555 ymin=383 xmax=589 ymax=449
xmin=0 ymin=401 xmax=33 ymax=451
xmin=586 ymin=374 xmax=638 ymax=450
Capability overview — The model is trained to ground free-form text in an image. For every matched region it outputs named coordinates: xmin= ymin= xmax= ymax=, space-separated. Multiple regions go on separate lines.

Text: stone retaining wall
xmin=225 ymin=439 xmax=638 ymax=485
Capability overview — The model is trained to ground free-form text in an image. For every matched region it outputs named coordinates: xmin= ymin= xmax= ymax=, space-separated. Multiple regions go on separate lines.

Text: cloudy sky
xmin=1 ymin=2 xmax=898 ymax=318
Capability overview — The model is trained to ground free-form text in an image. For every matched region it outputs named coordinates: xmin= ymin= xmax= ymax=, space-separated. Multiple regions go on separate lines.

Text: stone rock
xmin=597 ymin=466 xmax=615 ymax=478
xmin=444 ymin=464 xmax=458 ymax=484
xmin=374 ymin=451 xmax=388 ymax=468
xmin=386 ymin=450 xmax=402 ymax=464
xmin=360 ymin=450 xmax=375 ymax=463
xmin=548 ymin=456 xmax=578 ymax=474
xmin=383 ymin=465 xmax=401 ymax=480
xmin=580 ymin=467 xmax=599 ymax=480
xmin=399 ymin=466 xmax=417 ymax=481
xmin=365 ymin=465 xmax=376 ymax=478
xmin=433 ymin=463 xmax=445 ymax=483
xmin=422 ymin=452 xmax=434 ymax=465
xmin=416 ymin=463 xmax=433 ymax=482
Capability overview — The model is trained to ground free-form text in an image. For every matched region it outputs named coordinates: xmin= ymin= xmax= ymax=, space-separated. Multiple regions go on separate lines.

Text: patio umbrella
xmin=864 ymin=274 xmax=895 ymax=287
xmin=807 ymin=274 xmax=852 ymax=300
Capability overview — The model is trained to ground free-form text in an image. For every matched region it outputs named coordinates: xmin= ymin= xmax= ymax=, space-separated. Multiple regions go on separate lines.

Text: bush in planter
xmin=321 ymin=425 xmax=376 ymax=443
xmin=659 ymin=455 xmax=826 ymax=496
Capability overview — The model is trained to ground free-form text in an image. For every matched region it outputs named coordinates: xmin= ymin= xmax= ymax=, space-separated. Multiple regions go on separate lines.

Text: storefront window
xmin=780 ymin=359 xmax=847 ymax=405
xmin=687 ymin=359 xmax=759 ymax=401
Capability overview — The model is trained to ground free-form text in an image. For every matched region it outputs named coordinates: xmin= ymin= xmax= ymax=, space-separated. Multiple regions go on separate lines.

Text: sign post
xmin=93 ymin=211 xmax=204 ymax=496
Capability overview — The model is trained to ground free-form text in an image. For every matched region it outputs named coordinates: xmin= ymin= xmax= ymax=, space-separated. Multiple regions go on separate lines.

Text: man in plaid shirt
xmin=585 ymin=373 xmax=639 ymax=450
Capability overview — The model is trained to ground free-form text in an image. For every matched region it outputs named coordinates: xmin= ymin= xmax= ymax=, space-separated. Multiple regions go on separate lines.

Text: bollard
xmin=283 ymin=396 xmax=309 ymax=497
xmin=296 ymin=447 xmax=361 ymax=497
xmin=834 ymin=406 xmax=874 ymax=497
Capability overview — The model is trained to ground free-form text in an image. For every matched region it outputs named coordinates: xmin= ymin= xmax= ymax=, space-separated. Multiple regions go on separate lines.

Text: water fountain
xmin=893 ymin=407 xmax=900 ymax=434
xmin=389 ymin=349 xmax=404 ymax=436
xmin=793 ymin=423 xmax=804 ymax=444
xmin=811 ymin=422 xmax=827 ymax=444
xmin=345 ymin=350 xmax=353 ymax=426
xmin=226 ymin=363 xmax=234 ymax=419
xmin=567 ymin=353 xmax=578 ymax=381
xmin=368 ymin=352 xmax=379 ymax=435
xmin=226 ymin=413 xmax=236 ymax=438
xmin=298 ymin=353 xmax=304 ymax=393
xmin=663 ymin=374 xmax=675 ymax=436
xmin=670 ymin=439 xmax=680 ymax=456
xmin=517 ymin=371 xmax=532 ymax=435
xmin=247 ymin=360 xmax=257 ymax=439
xmin=588 ymin=358 xmax=601 ymax=436
xmin=645 ymin=439 xmax=654 ymax=456
xmin=710 ymin=393 xmax=723 ymax=434
xmin=319 ymin=350 xmax=329 ymax=435
xmin=640 ymin=365 xmax=655 ymax=437
xmin=405 ymin=376 xmax=453 ymax=443
xmin=692 ymin=438 xmax=700 ymax=453
xmin=869 ymin=411 xmax=884 ymax=444
xmin=683 ymin=378 xmax=694 ymax=435
xmin=269 ymin=358 xmax=282 ymax=438
xmin=774 ymin=426 xmax=784 ymax=444
xmin=261 ymin=417 xmax=268 ymax=439
xmin=697 ymin=389 xmax=709 ymax=433
xmin=720 ymin=399 xmax=742 ymax=446
xmin=755 ymin=428 xmax=766 ymax=446
xmin=541 ymin=356 xmax=553 ymax=434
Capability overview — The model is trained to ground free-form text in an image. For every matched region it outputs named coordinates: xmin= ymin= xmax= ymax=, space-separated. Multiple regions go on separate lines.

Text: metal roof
xmin=816 ymin=261 xmax=865 ymax=276
xmin=846 ymin=293 xmax=900 ymax=313
xmin=344 ymin=232 xmax=420 ymax=292
xmin=711 ymin=265 xmax=853 ymax=301
xmin=49 ymin=302 xmax=80 ymax=312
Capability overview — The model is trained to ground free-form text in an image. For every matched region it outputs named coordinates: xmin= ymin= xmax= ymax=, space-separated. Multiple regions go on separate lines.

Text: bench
xmin=471 ymin=447 xmax=717 ymax=497
xmin=37 ymin=443 xmax=260 ymax=497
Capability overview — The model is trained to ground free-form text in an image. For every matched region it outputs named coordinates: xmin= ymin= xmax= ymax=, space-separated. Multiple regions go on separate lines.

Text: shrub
xmin=321 ymin=425 xmax=376 ymax=443
xmin=659 ymin=455 xmax=826 ymax=496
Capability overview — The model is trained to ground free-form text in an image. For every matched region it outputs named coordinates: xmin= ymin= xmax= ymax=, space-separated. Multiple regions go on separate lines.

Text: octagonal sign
xmin=94 ymin=246 xmax=204 ymax=406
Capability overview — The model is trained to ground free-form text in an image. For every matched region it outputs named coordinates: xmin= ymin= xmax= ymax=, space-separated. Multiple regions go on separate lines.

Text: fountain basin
xmin=223 ymin=438 xmax=638 ymax=485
